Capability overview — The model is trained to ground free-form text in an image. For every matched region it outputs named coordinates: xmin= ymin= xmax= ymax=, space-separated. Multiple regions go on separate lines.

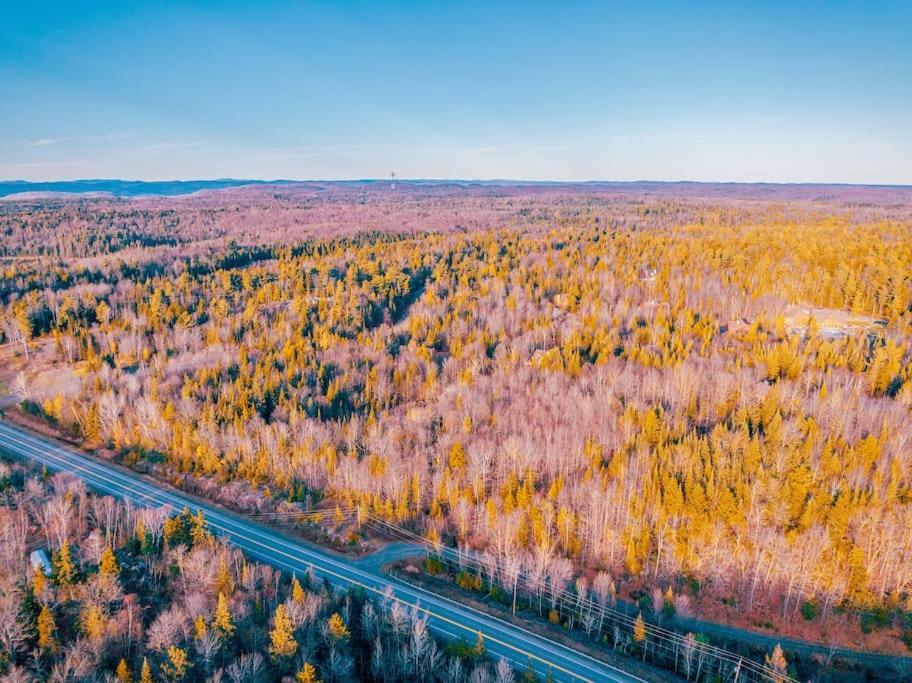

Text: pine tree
xmin=194 ymin=614 xmax=207 ymax=640
xmin=190 ymin=510 xmax=211 ymax=547
xmin=291 ymin=576 xmax=306 ymax=604
xmin=161 ymin=645 xmax=190 ymax=681
xmin=135 ymin=519 xmax=155 ymax=555
xmin=116 ymin=658 xmax=132 ymax=683
xmin=473 ymin=631 xmax=485 ymax=657
xmin=296 ymin=662 xmax=321 ymax=683
xmin=140 ymin=658 xmax=153 ymax=683
xmin=37 ymin=604 xmax=56 ymax=652
xmin=32 ymin=563 xmax=46 ymax=596
xmin=100 ymin=546 xmax=120 ymax=580
xmin=269 ymin=604 xmax=298 ymax=659
xmin=83 ymin=603 xmax=108 ymax=642
xmin=633 ymin=612 xmax=646 ymax=643
xmin=164 ymin=514 xmax=186 ymax=548
xmin=663 ymin=586 xmax=676 ymax=617
xmin=53 ymin=539 xmax=76 ymax=587
xmin=215 ymin=557 xmax=233 ymax=596
xmin=327 ymin=612 xmax=350 ymax=640
xmin=212 ymin=592 xmax=235 ymax=637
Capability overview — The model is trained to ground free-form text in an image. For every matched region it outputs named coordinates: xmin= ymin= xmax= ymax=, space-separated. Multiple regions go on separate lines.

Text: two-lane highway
xmin=0 ymin=421 xmax=641 ymax=683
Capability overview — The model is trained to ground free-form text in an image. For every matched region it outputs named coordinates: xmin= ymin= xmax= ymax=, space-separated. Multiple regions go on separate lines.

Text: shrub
xmin=860 ymin=607 xmax=892 ymax=634
xmin=801 ymin=599 xmax=821 ymax=621
xmin=423 ymin=556 xmax=445 ymax=575
xmin=455 ymin=571 xmax=482 ymax=592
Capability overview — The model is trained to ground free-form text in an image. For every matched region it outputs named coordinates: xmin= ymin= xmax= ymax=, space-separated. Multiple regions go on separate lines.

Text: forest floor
xmin=0 ymin=338 xmax=79 ymax=408
xmin=781 ymin=304 xmax=887 ymax=339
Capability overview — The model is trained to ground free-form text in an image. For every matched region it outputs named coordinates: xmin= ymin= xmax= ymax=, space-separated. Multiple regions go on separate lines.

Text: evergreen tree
xmin=140 ymin=658 xmax=153 ymax=683
xmin=53 ymin=540 xmax=76 ymax=587
xmin=99 ymin=546 xmax=120 ymax=580
xmin=327 ymin=612 xmax=350 ymax=640
xmin=116 ymin=658 xmax=132 ymax=683
xmin=212 ymin=592 xmax=235 ymax=637
xmin=83 ymin=603 xmax=108 ymax=642
xmin=633 ymin=612 xmax=646 ymax=643
xmin=291 ymin=576 xmax=306 ymax=604
xmin=269 ymin=604 xmax=298 ymax=659
xmin=296 ymin=662 xmax=321 ymax=683
xmin=161 ymin=645 xmax=190 ymax=681
xmin=37 ymin=605 xmax=56 ymax=652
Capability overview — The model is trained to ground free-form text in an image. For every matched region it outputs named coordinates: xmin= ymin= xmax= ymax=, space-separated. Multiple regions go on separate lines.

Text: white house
xmin=30 ymin=549 xmax=52 ymax=576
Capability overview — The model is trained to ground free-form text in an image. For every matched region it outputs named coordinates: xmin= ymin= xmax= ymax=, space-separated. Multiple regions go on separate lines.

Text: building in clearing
xmin=30 ymin=549 xmax=52 ymax=576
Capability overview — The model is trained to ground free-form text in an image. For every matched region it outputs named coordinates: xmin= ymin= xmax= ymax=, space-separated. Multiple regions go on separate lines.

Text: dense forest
xmin=0 ymin=461 xmax=512 ymax=682
xmin=2 ymin=186 xmax=912 ymax=658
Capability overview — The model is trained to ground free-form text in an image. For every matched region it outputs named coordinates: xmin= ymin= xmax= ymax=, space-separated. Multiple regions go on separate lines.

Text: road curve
xmin=0 ymin=421 xmax=642 ymax=683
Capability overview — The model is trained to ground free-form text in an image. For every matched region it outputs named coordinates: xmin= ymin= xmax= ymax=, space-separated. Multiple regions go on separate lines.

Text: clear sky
xmin=1 ymin=1 xmax=910 ymax=183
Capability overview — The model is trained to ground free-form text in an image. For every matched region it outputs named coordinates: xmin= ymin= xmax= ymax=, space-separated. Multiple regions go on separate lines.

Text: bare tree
xmin=494 ymin=658 xmax=515 ymax=683
xmin=0 ymin=590 xmax=29 ymax=657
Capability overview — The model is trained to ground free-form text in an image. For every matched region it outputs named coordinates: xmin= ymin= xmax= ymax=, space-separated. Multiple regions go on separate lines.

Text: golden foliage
xmin=269 ymin=604 xmax=298 ymax=659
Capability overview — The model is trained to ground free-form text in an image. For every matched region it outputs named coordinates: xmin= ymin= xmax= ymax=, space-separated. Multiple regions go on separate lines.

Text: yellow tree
xmin=116 ymin=658 xmax=132 ymax=683
xmin=633 ymin=612 xmax=646 ymax=643
xmin=633 ymin=611 xmax=648 ymax=661
xmin=327 ymin=612 xmax=350 ymax=640
xmin=473 ymin=631 xmax=485 ymax=657
xmin=161 ymin=645 xmax=190 ymax=681
xmin=194 ymin=614 xmax=208 ymax=640
xmin=83 ymin=603 xmax=108 ymax=642
xmin=12 ymin=302 xmax=32 ymax=360
xmin=32 ymin=564 xmax=46 ymax=597
xmin=135 ymin=520 xmax=151 ymax=554
xmin=53 ymin=540 xmax=76 ymax=587
xmin=765 ymin=644 xmax=788 ymax=683
xmin=212 ymin=592 xmax=235 ymax=637
xmin=269 ymin=604 xmax=298 ymax=659
xmin=215 ymin=557 xmax=233 ymax=596
xmin=291 ymin=576 xmax=306 ymax=604
xmin=37 ymin=605 xmax=56 ymax=652
xmin=190 ymin=510 xmax=211 ymax=547
xmin=296 ymin=662 xmax=321 ymax=683
xmin=100 ymin=546 xmax=120 ymax=581
xmin=140 ymin=658 xmax=153 ymax=683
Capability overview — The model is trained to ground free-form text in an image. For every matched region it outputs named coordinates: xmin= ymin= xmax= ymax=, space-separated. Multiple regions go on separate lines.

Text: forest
xmin=2 ymin=184 xmax=912 ymax=665
xmin=0 ymin=460 xmax=514 ymax=682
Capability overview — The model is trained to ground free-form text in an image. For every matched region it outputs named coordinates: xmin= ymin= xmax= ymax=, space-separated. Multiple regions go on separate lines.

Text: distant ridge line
xmin=1 ymin=178 xmax=911 ymax=200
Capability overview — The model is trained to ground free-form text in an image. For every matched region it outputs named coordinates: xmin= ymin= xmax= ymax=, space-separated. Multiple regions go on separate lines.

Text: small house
xmin=30 ymin=549 xmax=52 ymax=576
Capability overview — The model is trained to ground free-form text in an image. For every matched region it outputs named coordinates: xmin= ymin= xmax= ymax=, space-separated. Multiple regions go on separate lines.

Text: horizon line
xmin=3 ymin=177 xmax=912 ymax=188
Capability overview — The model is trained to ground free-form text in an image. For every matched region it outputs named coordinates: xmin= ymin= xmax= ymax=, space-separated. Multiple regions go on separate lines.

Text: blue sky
xmin=1 ymin=1 xmax=910 ymax=183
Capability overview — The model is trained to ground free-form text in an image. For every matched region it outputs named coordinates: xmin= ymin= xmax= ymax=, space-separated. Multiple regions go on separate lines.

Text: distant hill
xmin=0 ymin=178 xmax=297 ymax=198
xmin=2 ymin=178 xmax=911 ymax=202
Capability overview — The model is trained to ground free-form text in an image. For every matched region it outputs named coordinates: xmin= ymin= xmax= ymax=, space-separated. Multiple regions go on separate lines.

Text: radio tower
xmin=390 ymin=171 xmax=396 ymax=190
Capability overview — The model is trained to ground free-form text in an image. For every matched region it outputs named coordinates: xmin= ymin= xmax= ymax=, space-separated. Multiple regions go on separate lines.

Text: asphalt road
xmin=0 ymin=421 xmax=643 ymax=683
